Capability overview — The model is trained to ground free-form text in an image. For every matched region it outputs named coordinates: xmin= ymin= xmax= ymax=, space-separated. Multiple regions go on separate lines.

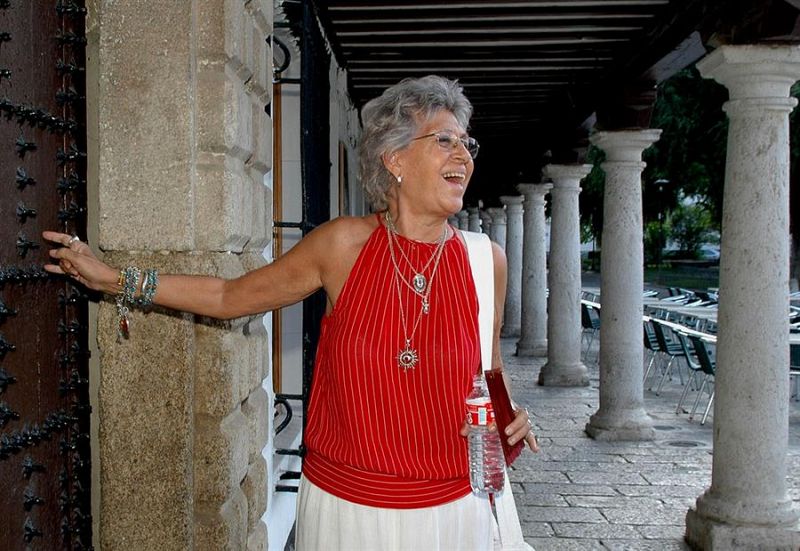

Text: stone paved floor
xmin=503 ymin=334 xmax=800 ymax=550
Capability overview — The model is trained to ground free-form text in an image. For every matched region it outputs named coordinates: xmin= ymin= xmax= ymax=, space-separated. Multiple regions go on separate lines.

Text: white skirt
xmin=295 ymin=476 xmax=496 ymax=551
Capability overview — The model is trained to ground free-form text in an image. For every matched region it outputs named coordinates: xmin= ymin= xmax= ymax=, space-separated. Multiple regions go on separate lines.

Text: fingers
xmin=44 ymin=247 xmax=81 ymax=277
xmin=42 ymin=231 xmax=73 ymax=246
xmin=525 ymin=431 xmax=541 ymax=453
xmin=504 ymin=407 xmax=540 ymax=452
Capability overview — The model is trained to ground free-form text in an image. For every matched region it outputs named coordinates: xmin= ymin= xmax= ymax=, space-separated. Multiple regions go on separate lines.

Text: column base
xmin=585 ymin=409 xmax=655 ymax=441
xmin=516 ymin=339 xmax=547 ymax=357
xmin=686 ymin=504 xmax=800 ymax=550
xmin=537 ymin=362 xmax=589 ymax=386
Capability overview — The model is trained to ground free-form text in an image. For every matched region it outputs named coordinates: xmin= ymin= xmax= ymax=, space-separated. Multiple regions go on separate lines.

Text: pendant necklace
xmin=384 ymin=211 xmax=447 ymax=297
xmin=385 ymin=213 xmax=448 ymax=370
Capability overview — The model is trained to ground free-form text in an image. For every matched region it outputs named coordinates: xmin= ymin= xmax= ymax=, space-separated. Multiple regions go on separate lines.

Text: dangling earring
xmin=396 ymin=175 xmax=403 ymax=184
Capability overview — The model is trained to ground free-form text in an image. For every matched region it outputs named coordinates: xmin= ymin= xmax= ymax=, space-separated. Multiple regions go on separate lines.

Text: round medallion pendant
xmin=397 ymin=345 xmax=419 ymax=370
xmin=412 ymin=273 xmax=427 ymax=293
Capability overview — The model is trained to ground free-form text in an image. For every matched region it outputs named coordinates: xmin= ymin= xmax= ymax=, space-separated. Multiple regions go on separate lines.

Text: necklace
xmin=384 ymin=214 xmax=448 ymax=370
xmin=384 ymin=211 xmax=447 ymax=296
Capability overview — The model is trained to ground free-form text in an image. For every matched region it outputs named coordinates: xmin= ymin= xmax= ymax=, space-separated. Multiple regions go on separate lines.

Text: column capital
xmin=466 ymin=206 xmax=480 ymax=214
xmin=590 ymin=129 xmax=662 ymax=163
xmin=499 ymin=195 xmax=524 ymax=210
xmin=517 ymin=183 xmax=553 ymax=197
xmin=544 ymin=163 xmax=592 ymax=185
xmin=487 ymin=207 xmax=507 ymax=224
xmin=697 ymin=45 xmax=800 ymax=102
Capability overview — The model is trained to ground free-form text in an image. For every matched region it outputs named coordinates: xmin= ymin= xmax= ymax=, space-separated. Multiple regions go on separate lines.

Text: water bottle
xmin=466 ymin=374 xmax=505 ymax=496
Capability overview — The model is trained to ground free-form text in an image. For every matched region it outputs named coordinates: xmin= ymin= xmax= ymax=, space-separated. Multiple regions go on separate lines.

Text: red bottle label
xmin=466 ymin=397 xmax=495 ymax=426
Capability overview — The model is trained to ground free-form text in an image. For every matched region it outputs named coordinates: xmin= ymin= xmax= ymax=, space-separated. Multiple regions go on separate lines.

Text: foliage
xmin=643 ymin=67 xmax=729 ymax=225
xmin=668 ymin=201 xmax=715 ymax=257
xmin=578 ymin=146 xmax=606 ymax=246
xmin=643 ymin=219 xmax=669 ymax=265
xmin=580 ymin=66 xmax=800 ymax=260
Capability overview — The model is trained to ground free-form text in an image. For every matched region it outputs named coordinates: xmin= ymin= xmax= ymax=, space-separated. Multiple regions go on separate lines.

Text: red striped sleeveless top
xmin=302 ymin=215 xmax=481 ymax=508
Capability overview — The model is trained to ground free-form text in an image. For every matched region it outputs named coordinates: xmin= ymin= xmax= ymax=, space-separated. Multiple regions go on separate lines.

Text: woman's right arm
xmin=43 ymin=223 xmax=335 ymax=320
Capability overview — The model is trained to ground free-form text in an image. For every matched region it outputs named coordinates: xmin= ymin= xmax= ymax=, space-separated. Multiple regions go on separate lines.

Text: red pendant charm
xmin=118 ymin=316 xmax=129 ymax=339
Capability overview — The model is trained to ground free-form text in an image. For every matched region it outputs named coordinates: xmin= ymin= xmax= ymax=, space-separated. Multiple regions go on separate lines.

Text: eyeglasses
xmin=411 ymin=131 xmax=480 ymax=159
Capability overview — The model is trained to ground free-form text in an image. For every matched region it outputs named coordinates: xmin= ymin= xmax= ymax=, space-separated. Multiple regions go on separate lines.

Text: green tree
xmin=643 ymin=67 xmax=729 ymax=226
xmin=644 ymin=219 xmax=670 ymax=266
xmin=578 ymin=146 xmax=605 ymax=248
xmin=668 ymin=201 xmax=715 ymax=258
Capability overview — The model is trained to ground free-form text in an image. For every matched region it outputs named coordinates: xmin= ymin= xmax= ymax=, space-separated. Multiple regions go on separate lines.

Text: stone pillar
xmin=487 ymin=207 xmax=507 ymax=250
xmin=499 ymin=196 xmax=524 ymax=337
xmin=479 ymin=210 xmax=492 ymax=235
xmin=92 ymin=2 xmax=272 ymax=549
xmin=585 ymin=130 xmax=661 ymax=441
xmin=516 ymin=184 xmax=551 ymax=357
xmin=467 ymin=206 xmax=481 ymax=232
xmin=685 ymin=45 xmax=800 ymax=550
xmin=448 ymin=215 xmax=458 ymax=227
xmin=456 ymin=209 xmax=469 ymax=230
xmin=538 ymin=164 xmax=591 ymax=387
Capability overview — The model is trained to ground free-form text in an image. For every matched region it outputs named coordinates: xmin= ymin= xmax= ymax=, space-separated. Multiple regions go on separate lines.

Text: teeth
xmin=443 ymin=172 xmax=465 ymax=179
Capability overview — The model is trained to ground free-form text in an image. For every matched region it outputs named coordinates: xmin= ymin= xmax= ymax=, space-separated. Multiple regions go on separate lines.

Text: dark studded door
xmin=0 ymin=1 xmax=91 ymax=549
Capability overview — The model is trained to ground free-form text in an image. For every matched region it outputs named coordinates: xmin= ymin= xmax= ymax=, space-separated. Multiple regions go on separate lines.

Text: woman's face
xmin=387 ymin=109 xmax=475 ymax=218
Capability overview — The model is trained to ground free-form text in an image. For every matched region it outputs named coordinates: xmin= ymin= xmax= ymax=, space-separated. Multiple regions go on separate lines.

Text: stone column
xmin=487 ymin=207 xmax=507 ymax=250
xmin=480 ymin=210 xmax=492 ymax=235
xmin=467 ymin=206 xmax=482 ymax=232
xmin=516 ymin=184 xmax=551 ymax=357
xmin=585 ymin=130 xmax=661 ymax=441
xmin=447 ymin=215 xmax=458 ymax=227
xmin=92 ymin=2 xmax=272 ymax=549
xmin=500 ymin=196 xmax=524 ymax=337
xmin=456 ymin=209 xmax=469 ymax=230
xmin=685 ymin=45 xmax=800 ymax=550
xmin=538 ymin=164 xmax=591 ymax=386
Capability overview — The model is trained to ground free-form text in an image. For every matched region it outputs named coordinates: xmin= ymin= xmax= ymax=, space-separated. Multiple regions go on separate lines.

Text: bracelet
xmin=123 ymin=267 xmax=141 ymax=304
xmin=115 ymin=267 xmax=139 ymax=340
xmin=115 ymin=266 xmax=161 ymax=339
xmin=137 ymin=269 xmax=159 ymax=308
xmin=116 ymin=266 xmax=156 ymax=340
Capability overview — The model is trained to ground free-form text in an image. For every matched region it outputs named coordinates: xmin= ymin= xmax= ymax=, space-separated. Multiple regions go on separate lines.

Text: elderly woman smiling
xmin=43 ymin=75 xmax=538 ymax=550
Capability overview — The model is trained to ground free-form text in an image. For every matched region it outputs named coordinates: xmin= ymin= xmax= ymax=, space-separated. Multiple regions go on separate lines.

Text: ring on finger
xmin=67 ymin=235 xmax=80 ymax=246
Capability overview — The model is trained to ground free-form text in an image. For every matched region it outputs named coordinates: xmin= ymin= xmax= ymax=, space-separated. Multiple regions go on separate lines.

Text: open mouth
xmin=443 ymin=171 xmax=466 ymax=184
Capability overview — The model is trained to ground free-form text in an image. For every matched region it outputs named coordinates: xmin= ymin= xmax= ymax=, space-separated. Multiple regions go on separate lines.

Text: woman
xmin=44 ymin=75 xmax=539 ymax=550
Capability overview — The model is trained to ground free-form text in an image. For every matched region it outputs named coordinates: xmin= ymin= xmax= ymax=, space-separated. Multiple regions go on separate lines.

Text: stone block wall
xmin=88 ymin=1 xmax=272 ymax=549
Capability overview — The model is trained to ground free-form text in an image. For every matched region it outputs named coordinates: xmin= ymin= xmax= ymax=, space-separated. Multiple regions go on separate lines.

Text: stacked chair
xmin=648 ymin=318 xmax=687 ymax=395
xmin=687 ymin=336 xmax=716 ymax=424
xmin=580 ymin=302 xmax=601 ymax=363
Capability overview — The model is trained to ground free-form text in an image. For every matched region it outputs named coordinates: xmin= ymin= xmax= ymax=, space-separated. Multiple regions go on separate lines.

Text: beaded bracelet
xmin=137 ymin=269 xmax=159 ymax=308
xmin=115 ymin=266 xmax=160 ymax=340
xmin=123 ymin=267 xmax=141 ymax=304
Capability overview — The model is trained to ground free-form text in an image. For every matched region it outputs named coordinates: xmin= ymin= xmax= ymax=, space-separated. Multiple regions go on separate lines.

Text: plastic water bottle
xmin=466 ymin=374 xmax=505 ymax=496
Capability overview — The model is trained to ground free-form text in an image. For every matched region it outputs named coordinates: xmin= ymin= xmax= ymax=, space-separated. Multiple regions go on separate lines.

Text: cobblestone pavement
xmin=503 ymin=336 xmax=800 ymax=551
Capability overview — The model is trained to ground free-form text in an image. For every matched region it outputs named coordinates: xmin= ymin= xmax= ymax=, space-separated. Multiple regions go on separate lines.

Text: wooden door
xmin=0 ymin=1 xmax=91 ymax=549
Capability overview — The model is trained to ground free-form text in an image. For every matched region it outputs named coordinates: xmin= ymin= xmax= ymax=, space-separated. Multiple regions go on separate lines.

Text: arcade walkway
xmin=505 ymin=324 xmax=800 ymax=550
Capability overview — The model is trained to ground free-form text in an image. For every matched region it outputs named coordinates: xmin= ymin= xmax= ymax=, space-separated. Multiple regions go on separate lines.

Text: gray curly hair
xmin=359 ymin=75 xmax=473 ymax=211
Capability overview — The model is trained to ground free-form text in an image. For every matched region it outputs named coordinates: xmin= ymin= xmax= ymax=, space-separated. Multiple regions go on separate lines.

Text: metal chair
xmin=649 ymin=319 xmax=687 ymax=395
xmin=790 ymin=344 xmax=800 ymax=402
xmin=581 ymin=303 xmax=601 ymax=363
xmin=675 ymin=331 xmax=703 ymax=414
xmin=642 ymin=320 xmax=661 ymax=383
xmin=688 ymin=336 xmax=716 ymax=424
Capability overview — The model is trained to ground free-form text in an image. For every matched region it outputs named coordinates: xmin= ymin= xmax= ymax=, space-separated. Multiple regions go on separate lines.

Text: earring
xmin=396 ymin=175 xmax=403 ymax=184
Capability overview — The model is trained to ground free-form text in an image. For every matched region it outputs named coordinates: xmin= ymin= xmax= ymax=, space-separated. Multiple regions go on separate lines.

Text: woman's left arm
xmin=491 ymin=242 xmax=540 ymax=453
